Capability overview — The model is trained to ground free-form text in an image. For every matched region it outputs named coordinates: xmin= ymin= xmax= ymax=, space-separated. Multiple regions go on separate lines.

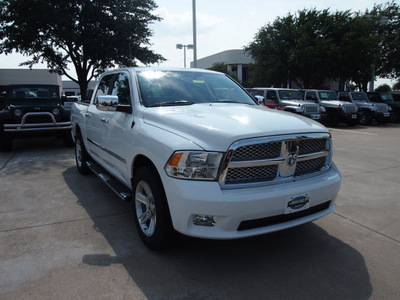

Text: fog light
xmin=193 ymin=215 xmax=217 ymax=226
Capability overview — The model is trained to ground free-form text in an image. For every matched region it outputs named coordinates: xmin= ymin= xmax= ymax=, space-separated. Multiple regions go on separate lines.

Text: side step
xmin=85 ymin=161 xmax=132 ymax=201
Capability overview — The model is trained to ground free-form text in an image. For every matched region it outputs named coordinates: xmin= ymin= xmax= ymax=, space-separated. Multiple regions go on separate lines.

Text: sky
xmin=0 ymin=0 xmax=395 ymax=87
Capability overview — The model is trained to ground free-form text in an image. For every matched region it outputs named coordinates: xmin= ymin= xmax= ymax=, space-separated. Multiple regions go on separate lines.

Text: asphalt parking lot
xmin=1 ymin=123 xmax=400 ymax=300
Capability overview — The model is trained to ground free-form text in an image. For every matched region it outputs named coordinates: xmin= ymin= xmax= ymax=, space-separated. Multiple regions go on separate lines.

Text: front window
xmin=318 ymin=91 xmax=337 ymax=101
xmin=351 ymin=92 xmax=369 ymax=102
xmin=380 ymin=93 xmax=394 ymax=101
xmin=136 ymin=70 xmax=255 ymax=107
xmin=278 ymin=90 xmax=303 ymax=100
xmin=8 ymin=85 xmax=59 ymax=100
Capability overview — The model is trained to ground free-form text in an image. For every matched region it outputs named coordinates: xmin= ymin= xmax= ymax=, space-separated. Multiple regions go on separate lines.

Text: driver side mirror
xmin=97 ymin=95 xmax=131 ymax=113
xmin=254 ymin=95 xmax=265 ymax=104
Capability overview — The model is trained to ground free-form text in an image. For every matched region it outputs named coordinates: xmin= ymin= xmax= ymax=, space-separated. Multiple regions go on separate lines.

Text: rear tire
xmin=132 ymin=166 xmax=173 ymax=250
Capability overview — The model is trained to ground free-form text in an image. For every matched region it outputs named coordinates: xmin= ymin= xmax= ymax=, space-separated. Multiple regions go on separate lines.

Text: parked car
xmin=0 ymin=84 xmax=72 ymax=151
xmin=337 ymin=91 xmax=391 ymax=125
xmin=251 ymin=88 xmax=325 ymax=120
xmin=70 ymin=68 xmax=341 ymax=250
xmin=246 ymin=88 xmax=283 ymax=110
xmin=62 ymin=95 xmax=81 ymax=110
xmin=367 ymin=92 xmax=400 ymax=123
xmin=302 ymin=90 xmax=359 ymax=126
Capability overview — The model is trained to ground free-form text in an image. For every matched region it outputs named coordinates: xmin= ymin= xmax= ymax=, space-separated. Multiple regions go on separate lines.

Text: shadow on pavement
xmin=63 ymin=166 xmax=372 ymax=300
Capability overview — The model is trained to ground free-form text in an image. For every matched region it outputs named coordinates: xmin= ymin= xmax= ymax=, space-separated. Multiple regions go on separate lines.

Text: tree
xmin=370 ymin=1 xmax=400 ymax=80
xmin=207 ymin=62 xmax=239 ymax=82
xmin=375 ymin=84 xmax=391 ymax=92
xmin=0 ymin=0 xmax=164 ymax=98
xmin=245 ymin=8 xmax=384 ymax=91
xmin=392 ymin=80 xmax=400 ymax=91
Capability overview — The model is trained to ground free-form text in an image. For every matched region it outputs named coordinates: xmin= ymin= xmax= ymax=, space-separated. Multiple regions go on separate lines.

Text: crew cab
xmin=302 ymin=90 xmax=359 ymax=127
xmin=0 ymin=84 xmax=72 ymax=151
xmin=251 ymin=88 xmax=324 ymax=120
xmin=337 ymin=91 xmax=391 ymax=125
xmin=71 ymin=68 xmax=341 ymax=250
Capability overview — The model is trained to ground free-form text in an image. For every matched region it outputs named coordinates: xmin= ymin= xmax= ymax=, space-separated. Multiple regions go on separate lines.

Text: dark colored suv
xmin=0 ymin=84 xmax=72 ymax=151
xmin=367 ymin=92 xmax=400 ymax=123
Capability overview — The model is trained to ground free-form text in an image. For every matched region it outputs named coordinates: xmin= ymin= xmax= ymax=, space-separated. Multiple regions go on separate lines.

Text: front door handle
xmin=101 ymin=118 xmax=109 ymax=124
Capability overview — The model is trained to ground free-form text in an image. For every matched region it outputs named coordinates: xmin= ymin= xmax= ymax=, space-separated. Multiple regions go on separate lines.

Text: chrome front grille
xmin=219 ymin=133 xmax=331 ymax=188
xmin=303 ymin=105 xmax=319 ymax=113
xmin=231 ymin=142 xmax=281 ymax=161
xmin=343 ymin=104 xmax=357 ymax=113
xmin=375 ymin=104 xmax=387 ymax=113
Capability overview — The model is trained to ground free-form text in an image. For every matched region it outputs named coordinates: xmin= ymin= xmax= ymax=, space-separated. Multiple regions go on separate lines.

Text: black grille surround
xmin=218 ymin=133 xmax=331 ymax=189
xmin=237 ymin=201 xmax=331 ymax=231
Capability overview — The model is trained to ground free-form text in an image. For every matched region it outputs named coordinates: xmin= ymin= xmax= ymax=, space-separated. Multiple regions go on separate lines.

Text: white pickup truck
xmin=71 ymin=67 xmax=341 ymax=250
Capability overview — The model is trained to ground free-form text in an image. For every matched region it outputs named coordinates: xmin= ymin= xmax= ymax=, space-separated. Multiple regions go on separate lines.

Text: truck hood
xmin=142 ymin=103 xmax=328 ymax=151
xmin=321 ymin=100 xmax=356 ymax=107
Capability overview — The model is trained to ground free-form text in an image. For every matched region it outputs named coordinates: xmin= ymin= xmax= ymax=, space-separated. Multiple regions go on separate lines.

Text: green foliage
xmin=245 ymin=2 xmax=400 ymax=91
xmin=0 ymin=0 xmax=164 ymax=98
xmin=207 ymin=62 xmax=240 ymax=82
xmin=392 ymin=80 xmax=400 ymax=91
xmin=375 ymin=84 xmax=391 ymax=92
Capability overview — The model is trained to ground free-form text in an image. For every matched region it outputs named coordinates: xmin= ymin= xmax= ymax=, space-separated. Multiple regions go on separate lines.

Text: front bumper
xmin=162 ymin=163 xmax=341 ymax=239
xmin=373 ymin=111 xmax=390 ymax=120
xmin=339 ymin=111 xmax=359 ymax=121
xmin=4 ymin=112 xmax=72 ymax=133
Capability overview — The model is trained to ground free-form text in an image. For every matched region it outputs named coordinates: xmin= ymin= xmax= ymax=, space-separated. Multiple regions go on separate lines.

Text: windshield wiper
xmin=149 ymin=100 xmax=195 ymax=107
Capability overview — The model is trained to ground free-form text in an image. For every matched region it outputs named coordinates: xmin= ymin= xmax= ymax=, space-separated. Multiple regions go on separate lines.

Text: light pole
xmin=367 ymin=15 xmax=388 ymax=92
xmin=192 ymin=0 xmax=197 ymax=68
xmin=176 ymin=44 xmax=193 ymax=68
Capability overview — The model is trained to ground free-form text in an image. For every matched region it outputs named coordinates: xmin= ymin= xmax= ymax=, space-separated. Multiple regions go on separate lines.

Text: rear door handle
xmin=85 ymin=113 xmax=91 ymax=117
xmin=101 ymin=118 xmax=109 ymax=124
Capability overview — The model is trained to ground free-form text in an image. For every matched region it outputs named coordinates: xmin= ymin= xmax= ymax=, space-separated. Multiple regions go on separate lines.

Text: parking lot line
xmin=329 ymin=128 xmax=379 ymax=136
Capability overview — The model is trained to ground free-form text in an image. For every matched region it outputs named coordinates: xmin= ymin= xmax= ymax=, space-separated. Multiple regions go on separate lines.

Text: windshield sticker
xmin=193 ymin=80 xmax=205 ymax=84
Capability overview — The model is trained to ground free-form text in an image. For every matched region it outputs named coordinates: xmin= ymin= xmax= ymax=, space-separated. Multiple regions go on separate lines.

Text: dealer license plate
xmin=285 ymin=195 xmax=310 ymax=214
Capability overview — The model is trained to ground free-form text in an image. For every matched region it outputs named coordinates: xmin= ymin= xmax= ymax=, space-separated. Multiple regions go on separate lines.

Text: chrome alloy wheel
xmin=135 ymin=181 xmax=157 ymax=237
xmin=75 ymin=139 xmax=83 ymax=168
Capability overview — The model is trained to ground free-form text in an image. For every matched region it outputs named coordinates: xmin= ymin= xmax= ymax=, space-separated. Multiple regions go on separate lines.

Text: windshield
xmin=7 ymin=85 xmax=59 ymax=101
xmin=278 ymin=90 xmax=302 ymax=100
xmin=318 ymin=91 xmax=337 ymax=101
xmin=136 ymin=70 xmax=255 ymax=107
xmin=351 ymin=92 xmax=369 ymax=102
xmin=380 ymin=93 xmax=394 ymax=101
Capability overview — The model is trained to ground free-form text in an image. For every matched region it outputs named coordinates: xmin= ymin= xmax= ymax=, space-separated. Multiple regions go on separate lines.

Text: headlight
xmin=14 ymin=109 xmax=22 ymax=117
xmin=165 ymin=151 xmax=223 ymax=180
xmin=370 ymin=105 xmax=377 ymax=111
xmin=320 ymin=106 xmax=326 ymax=113
xmin=387 ymin=106 xmax=392 ymax=112
xmin=52 ymin=108 xmax=60 ymax=115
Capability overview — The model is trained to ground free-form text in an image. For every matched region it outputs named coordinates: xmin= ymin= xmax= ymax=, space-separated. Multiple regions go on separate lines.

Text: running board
xmin=85 ymin=161 xmax=131 ymax=201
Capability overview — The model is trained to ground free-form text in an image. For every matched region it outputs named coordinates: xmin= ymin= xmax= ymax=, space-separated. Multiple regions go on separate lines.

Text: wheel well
xmin=132 ymin=155 xmax=159 ymax=180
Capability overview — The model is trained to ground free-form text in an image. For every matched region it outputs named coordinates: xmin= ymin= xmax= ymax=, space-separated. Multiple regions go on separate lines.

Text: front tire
xmin=132 ymin=166 xmax=173 ymax=250
xmin=0 ymin=125 xmax=13 ymax=152
xmin=359 ymin=111 xmax=372 ymax=125
xmin=75 ymin=131 xmax=90 ymax=174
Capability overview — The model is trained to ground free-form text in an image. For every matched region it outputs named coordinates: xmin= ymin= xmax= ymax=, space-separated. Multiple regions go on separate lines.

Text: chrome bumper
xmin=4 ymin=112 xmax=72 ymax=132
